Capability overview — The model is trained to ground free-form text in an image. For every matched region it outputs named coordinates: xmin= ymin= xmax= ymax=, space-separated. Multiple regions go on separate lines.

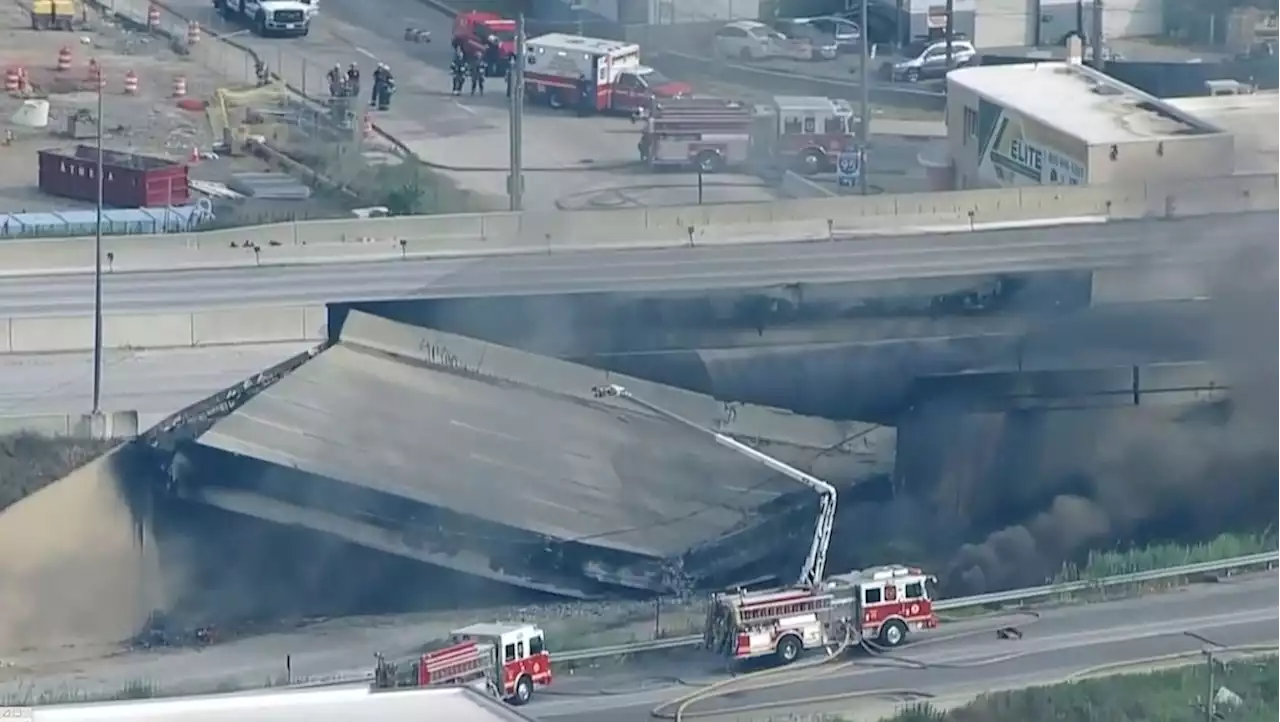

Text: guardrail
xmin=553 ymin=551 xmax=1278 ymax=663
xmin=652 ymin=51 xmax=947 ymax=113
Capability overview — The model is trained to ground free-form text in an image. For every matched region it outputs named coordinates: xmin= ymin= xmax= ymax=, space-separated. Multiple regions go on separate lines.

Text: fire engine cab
xmin=704 ymin=565 xmax=938 ymax=666
xmin=452 ymin=10 xmax=516 ymax=77
xmin=640 ymin=94 xmax=858 ymax=175
xmin=372 ymin=622 xmax=552 ymax=706
xmin=524 ymin=33 xmax=692 ymax=114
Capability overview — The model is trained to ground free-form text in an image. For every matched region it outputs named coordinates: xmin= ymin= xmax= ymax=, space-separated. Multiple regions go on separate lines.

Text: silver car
xmin=794 ymin=16 xmax=861 ymax=52
xmin=772 ymin=19 xmax=840 ymax=61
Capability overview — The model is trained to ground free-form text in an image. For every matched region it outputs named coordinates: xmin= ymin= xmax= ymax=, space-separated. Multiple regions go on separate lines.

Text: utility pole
xmin=507 ymin=12 xmax=525 ymax=211
xmin=1203 ymin=648 xmax=1215 ymax=722
xmin=92 ymin=62 xmax=105 ymax=418
xmin=944 ymin=0 xmax=955 ymax=69
xmin=857 ymin=0 xmax=870 ymax=195
xmin=1090 ymin=0 xmax=1105 ymax=67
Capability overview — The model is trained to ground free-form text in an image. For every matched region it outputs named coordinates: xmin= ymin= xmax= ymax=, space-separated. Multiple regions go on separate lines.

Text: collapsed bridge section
xmin=159 ymin=311 xmax=889 ymax=599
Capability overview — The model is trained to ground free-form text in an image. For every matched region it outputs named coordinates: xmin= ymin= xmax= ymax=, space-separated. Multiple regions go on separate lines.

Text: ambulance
xmin=523 ymin=33 xmax=692 ymax=115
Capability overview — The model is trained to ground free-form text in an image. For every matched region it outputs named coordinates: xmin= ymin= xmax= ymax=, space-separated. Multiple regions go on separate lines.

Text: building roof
xmin=948 ymin=62 xmax=1225 ymax=146
xmin=1165 ymin=92 xmax=1280 ymax=174
xmin=35 ymin=686 xmax=535 ymax=722
xmin=194 ymin=316 xmax=806 ymax=560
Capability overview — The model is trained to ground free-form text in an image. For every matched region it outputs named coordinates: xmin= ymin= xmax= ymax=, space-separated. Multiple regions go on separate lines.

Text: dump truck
xmin=31 ymin=0 xmax=76 ymax=30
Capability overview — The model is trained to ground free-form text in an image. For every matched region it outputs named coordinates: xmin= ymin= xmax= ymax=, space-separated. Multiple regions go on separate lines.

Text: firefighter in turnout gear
xmin=450 ymin=49 xmax=467 ymax=96
xmin=468 ymin=52 xmax=485 ymax=96
xmin=371 ymin=63 xmax=392 ymax=107
xmin=326 ymin=64 xmax=344 ymax=98
xmin=346 ymin=63 xmax=361 ymax=99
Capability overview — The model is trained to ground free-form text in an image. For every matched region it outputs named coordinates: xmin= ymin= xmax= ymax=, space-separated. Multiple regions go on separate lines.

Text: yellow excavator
xmin=31 ymin=0 xmax=78 ymax=30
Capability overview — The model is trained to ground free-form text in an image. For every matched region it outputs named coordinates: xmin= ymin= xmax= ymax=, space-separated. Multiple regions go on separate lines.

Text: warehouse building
xmin=943 ymin=51 xmax=1237 ymax=189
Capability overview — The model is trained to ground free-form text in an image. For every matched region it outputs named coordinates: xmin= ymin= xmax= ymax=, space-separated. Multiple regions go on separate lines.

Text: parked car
xmin=713 ymin=20 xmax=787 ymax=61
xmin=791 ymin=16 xmax=861 ymax=52
xmin=772 ymin=19 xmax=840 ymax=61
xmin=880 ymin=38 xmax=977 ymax=82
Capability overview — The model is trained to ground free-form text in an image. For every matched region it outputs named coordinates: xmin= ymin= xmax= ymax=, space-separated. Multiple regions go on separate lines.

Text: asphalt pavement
xmin=0 ymin=343 xmax=314 ymax=421
xmin=0 ymin=214 xmax=1270 ymax=316
xmin=3 ymin=574 xmax=1274 ymax=717
xmin=154 ymin=0 xmax=777 ymax=209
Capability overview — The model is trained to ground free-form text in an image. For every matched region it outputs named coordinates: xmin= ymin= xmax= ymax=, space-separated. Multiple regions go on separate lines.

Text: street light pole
xmin=857 ymin=0 xmax=870 ymax=195
xmin=92 ymin=66 xmax=105 ymax=416
xmin=507 ymin=13 xmax=525 ymax=211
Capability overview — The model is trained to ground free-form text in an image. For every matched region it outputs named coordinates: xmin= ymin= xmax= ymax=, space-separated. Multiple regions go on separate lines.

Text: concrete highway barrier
xmin=0 ymin=410 xmax=139 ymax=438
xmin=0 ymin=307 xmax=327 ymax=353
xmin=0 ymin=175 xmax=1273 ymax=276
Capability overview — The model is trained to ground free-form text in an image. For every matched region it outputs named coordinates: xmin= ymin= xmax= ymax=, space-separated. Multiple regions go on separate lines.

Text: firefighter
xmin=371 ymin=63 xmax=388 ymax=107
xmin=345 ymin=63 xmax=361 ymax=99
xmin=575 ymin=73 xmax=591 ymax=117
xmin=450 ymin=48 xmax=467 ymax=96
xmin=468 ymin=52 xmax=485 ymax=96
xmin=483 ymin=36 xmax=501 ymax=77
xmin=376 ymin=65 xmax=395 ymax=110
xmin=326 ymin=63 xmax=344 ymax=98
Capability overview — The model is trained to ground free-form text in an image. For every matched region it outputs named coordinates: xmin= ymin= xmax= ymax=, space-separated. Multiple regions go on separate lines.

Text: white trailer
xmin=213 ymin=0 xmax=316 ymax=37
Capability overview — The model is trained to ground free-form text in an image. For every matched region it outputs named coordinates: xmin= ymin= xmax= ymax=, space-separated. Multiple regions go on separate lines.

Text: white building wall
xmin=649 ymin=0 xmax=760 ymax=23
xmin=973 ymin=0 xmax=1033 ymax=47
xmin=574 ymin=0 xmax=621 ymax=22
xmin=1101 ymin=0 xmax=1164 ymax=38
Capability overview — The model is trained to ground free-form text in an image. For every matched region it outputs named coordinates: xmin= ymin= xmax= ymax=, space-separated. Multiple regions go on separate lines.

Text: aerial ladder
xmin=591 ymin=384 xmax=837 ymax=589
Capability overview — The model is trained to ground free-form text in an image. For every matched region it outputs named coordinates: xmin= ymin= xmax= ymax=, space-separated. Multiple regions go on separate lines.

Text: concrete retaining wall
xmin=0 ymin=175 xmax=1273 ymax=277
xmin=0 ymin=307 xmax=326 ymax=354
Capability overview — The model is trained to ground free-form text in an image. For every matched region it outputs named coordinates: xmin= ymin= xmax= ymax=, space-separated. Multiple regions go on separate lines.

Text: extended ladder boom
xmin=592 ymin=384 xmax=837 ymax=588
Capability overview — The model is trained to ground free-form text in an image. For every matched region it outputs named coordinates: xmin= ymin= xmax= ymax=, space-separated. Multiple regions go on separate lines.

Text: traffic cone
xmin=4 ymin=67 xmax=20 ymax=95
xmin=57 ymin=46 xmax=72 ymax=72
xmin=147 ymin=4 xmax=160 ymax=30
xmin=188 ymin=146 xmax=200 ymax=164
xmin=123 ymin=69 xmax=139 ymax=95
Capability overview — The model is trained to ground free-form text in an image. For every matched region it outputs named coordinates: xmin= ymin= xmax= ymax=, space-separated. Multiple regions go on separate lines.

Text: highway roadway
xmin=0 ymin=344 xmax=315 ymax=423
xmin=2 ymin=575 xmax=1274 ymax=718
xmin=0 ymin=214 xmax=1271 ymax=316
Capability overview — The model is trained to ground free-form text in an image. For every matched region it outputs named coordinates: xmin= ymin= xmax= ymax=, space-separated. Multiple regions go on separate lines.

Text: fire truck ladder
xmin=649 ymin=97 xmax=754 ymax=135
xmin=591 ymin=384 xmax=838 ymax=589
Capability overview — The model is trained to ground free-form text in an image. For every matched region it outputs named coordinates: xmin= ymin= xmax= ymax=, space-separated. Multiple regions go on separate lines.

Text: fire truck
xmin=524 ymin=33 xmax=692 ymax=114
xmin=704 ymin=565 xmax=938 ymax=665
xmin=640 ymin=94 xmax=858 ymax=175
xmin=592 ymin=384 xmax=939 ymax=669
xmin=372 ymin=622 xmax=551 ymax=706
xmin=452 ymin=10 xmax=516 ymax=77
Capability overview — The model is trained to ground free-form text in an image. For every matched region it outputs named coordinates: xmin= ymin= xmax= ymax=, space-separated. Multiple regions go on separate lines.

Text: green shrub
xmin=1056 ymin=532 xmax=1277 ymax=583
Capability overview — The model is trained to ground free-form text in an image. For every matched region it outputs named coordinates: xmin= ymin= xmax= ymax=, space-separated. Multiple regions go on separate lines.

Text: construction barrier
xmin=171 ymin=74 xmax=186 ymax=97
xmin=4 ymin=67 xmax=22 ymax=94
xmin=56 ymin=46 xmax=72 ymax=72
xmin=123 ymin=69 xmax=138 ymax=95
xmin=186 ymin=20 xmax=201 ymax=45
xmin=147 ymin=4 xmax=160 ymax=29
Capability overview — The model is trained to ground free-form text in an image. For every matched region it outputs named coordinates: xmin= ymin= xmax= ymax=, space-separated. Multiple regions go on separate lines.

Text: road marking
xmin=355 ymin=47 xmax=378 ymax=60
xmin=453 ymin=102 xmax=478 ymax=115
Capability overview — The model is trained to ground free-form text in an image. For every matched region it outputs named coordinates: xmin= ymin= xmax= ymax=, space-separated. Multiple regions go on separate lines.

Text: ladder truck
xmin=592 ymin=384 xmax=937 ymax=668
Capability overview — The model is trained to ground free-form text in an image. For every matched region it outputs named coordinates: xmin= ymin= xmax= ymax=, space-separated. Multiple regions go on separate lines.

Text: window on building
xmin=962 ymin=106 xmax=977 ymax=143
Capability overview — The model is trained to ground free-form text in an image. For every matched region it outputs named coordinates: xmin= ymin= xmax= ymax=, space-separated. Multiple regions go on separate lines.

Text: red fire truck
xmin=639 ymin=94 xmax=858 ymax=175
xmin=704 ymin=565 xmax=938 ymax=666
xmin=373 ymin=622 xmax=552 ymax=706
xmin=524 ymin=33 xmax=692 ymax=114
xmin=452 ymin=10 xmax=516 ymax=77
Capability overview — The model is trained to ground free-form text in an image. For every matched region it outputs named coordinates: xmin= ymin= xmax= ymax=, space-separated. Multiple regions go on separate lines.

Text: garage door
xmin=974 ymin=0 xmax=1032 ymax=47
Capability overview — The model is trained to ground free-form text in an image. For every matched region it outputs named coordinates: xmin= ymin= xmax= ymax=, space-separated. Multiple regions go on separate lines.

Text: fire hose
xmin=651 ymin=609 xmax=1046 ymax=721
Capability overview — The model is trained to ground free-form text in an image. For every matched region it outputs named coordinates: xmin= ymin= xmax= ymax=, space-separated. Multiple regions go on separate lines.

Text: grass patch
xmin=0 ymin=434 xmax=117 ymax=511
xmin=1054 ymin=532 xmax=1277 ymax=582
xmin=882 ymin=656 xmax=1278 ymax=722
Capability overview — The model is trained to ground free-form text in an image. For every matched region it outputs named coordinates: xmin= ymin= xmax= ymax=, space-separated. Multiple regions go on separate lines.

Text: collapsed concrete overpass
xmin=145 ymin=311 xmax=889 ymax=598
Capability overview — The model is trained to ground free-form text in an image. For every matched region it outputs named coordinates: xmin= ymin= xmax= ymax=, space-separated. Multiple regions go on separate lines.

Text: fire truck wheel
xmin=878 ymin=619 xmax=908 ymax=648
xmin=695 ymin=150 xmax=724 ymax=173
xmin=548 ymin=91 xmax=565 ymax=110
xmin=510 ymin=675 xmax=534 ymax=706
xmin=799 ymin=149 xmax=824 ymax=175
xmin=775 ymin=634 xmax=802 ymax=664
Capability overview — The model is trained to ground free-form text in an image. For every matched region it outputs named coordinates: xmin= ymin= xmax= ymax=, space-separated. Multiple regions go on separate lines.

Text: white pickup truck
xmin=213 ymin=0 xmax=317 ymax=37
